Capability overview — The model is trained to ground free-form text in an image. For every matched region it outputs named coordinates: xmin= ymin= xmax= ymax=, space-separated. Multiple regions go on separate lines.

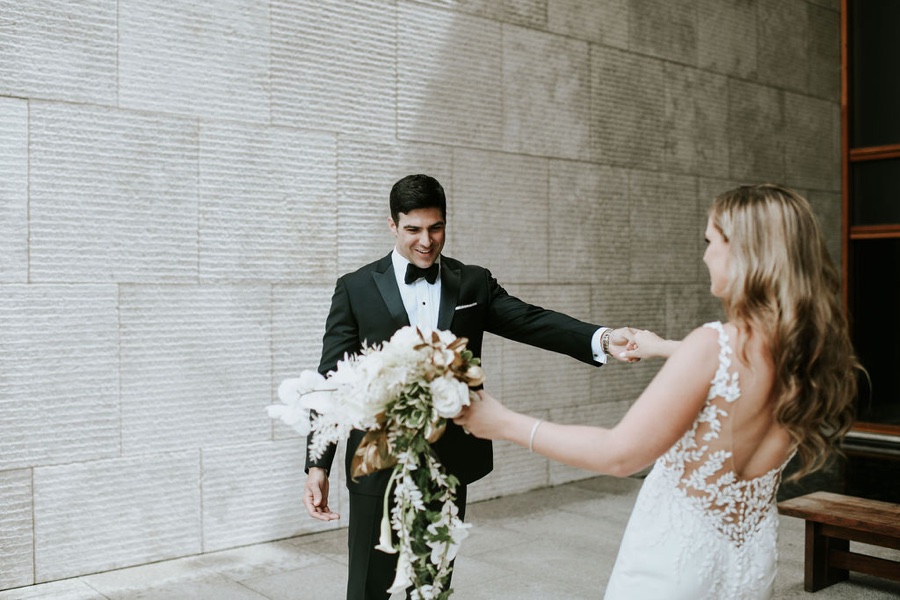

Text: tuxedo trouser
xmin=346 ymin=484 xmax=468 ymax=600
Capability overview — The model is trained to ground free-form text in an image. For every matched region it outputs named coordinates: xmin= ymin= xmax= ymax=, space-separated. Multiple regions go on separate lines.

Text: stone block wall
xmin=0 ymin=0 xmax=841 ymax=588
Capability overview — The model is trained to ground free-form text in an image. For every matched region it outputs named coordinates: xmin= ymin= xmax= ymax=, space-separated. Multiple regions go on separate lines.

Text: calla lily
xmin=374 ymin=512 xmax=397 ymax=554
xmin=386 ymin=552 xmax=413 ymax=594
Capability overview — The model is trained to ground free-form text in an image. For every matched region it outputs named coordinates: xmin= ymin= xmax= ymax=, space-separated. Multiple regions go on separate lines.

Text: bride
xmin=454 ymin=184 xmax=862 ymax=599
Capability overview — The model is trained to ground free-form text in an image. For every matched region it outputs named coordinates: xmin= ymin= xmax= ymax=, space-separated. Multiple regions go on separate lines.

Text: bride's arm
xmin=621 ymin=329 xmax=681 ymax=360
xmin=454 ymin=326 xmax=718 ymax=476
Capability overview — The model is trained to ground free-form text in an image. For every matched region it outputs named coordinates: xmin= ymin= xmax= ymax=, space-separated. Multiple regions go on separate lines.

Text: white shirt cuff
xmin=591 ymin=327 xmax=611 ymax=364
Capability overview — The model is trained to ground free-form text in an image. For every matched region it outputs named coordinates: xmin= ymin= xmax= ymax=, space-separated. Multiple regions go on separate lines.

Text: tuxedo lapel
xmin=372 ymin=257 xmax=410 ymax=331
xmin=437 ymin=258 xmax=460 ymax=330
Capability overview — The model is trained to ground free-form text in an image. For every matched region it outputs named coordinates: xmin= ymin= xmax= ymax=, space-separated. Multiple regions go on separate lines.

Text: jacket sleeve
xmin=482 ymin=269 xmax=602 ymax=366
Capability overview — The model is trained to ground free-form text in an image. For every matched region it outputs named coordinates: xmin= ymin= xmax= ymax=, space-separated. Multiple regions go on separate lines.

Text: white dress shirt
xmin=391 ymin=249 xmax=441 ymax=330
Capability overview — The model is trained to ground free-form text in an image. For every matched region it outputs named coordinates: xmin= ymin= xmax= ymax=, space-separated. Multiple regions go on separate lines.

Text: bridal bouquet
xmin=268 ymin=326 xmax=485 ymax=599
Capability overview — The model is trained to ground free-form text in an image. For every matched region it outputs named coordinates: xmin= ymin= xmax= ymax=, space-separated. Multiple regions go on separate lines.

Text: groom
xmin=304 ymin=173 xmax=632 ymax=600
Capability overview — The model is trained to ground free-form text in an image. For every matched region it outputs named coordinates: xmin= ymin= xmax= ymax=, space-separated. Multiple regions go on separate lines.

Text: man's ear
xmin=388 ymin=217 xmax=397 ymax=234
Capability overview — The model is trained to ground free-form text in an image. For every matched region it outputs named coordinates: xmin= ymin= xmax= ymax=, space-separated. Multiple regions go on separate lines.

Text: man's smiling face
xmin=389 ymin=207 xmax=446 ymax=269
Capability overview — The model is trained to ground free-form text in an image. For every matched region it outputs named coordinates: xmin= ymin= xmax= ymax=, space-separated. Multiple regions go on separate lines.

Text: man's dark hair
xmin=389 ymin=174 xmax=447 ymax=224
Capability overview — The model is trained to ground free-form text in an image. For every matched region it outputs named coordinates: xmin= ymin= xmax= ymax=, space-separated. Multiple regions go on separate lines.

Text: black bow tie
xmin=405 ymin=262 xmax=440 ymax=285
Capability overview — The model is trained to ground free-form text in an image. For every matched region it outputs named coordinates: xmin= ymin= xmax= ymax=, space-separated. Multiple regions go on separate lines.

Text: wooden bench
xmin=777 ymin=491 xmax=900 ymax=592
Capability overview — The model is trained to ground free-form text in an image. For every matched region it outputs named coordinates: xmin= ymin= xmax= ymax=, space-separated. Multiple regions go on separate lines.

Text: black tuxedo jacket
xmin=306 ymin=253 xmax=602 ymax=496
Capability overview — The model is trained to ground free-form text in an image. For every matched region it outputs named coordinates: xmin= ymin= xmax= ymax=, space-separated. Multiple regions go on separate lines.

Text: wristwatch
xmin=601 ymin=328 xmax=613 ymax=355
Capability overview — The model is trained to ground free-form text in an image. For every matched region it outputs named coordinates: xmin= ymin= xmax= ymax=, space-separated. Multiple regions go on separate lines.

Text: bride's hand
xmin=453 ymin=390 xmax=509 ymax=440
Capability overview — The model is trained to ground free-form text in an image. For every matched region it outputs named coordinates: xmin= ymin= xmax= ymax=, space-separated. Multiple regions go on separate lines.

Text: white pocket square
xmin=455 ymin=302 xmax=478 ymax=311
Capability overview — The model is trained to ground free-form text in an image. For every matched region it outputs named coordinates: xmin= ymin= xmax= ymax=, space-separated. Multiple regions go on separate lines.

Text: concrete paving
xmin=1 ymin=476 xmax=898 ymax=599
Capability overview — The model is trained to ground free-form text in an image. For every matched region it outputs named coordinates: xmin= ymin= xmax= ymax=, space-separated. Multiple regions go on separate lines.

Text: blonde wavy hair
xmin=710 ymin=184 xmax=860 ymax=481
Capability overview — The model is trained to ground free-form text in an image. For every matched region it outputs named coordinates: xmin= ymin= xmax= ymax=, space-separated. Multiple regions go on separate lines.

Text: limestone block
xmin=0 ymin=0 xmax=116 ymax=104
xmin=29 ymin=102 xmax=198 ymax=283
xmin=548 ymin=0 xmax=628 ymax=48
xmin=118 ymin=0 xmax=269 ymax=121
xmin=0 ymin=285 xmax=118 ymax=471
xmin=202 ymin=440 xmax=340 ymax=552
xmin=33 ymin=452 xmax=201 ymax=582
xmin=757 ymin=0 xmax=808 ymax=93
xmin=450 ymin=150 xmax=548 ymax=283
xmin=270 ymin=0 xmax=395 ymax=139
xmin=468 ymin=438 xmax=549 ymax=503
xmin=413 ymin=0 xmax=552 ymax=27
xmin=548 ymin=161 xmax=630 ymax=284
xmin=807 ymin=0 xmax=838 ymax=10
xmin=696 ymin=0 xmax=758 ymax=79
xmin=199 ymin=122 xmax=338 ymax=282
xmin=501 ymin=0 xmax=548 ymax=29
xmin=271 ymin=284 xmax=333 ymax=440
xmin=592 ymin=354 xmax=661 ymax=409
xmin=663 ymin=64 xmax=729 ymax=178
xmin=628 ymin=171 xmax=702 ymax=284
xmin=271 ymin=285 xmax=333 ymax=377
xmin=698 ymin=178 xmax=742 ymax=234
xmin=806 ymin=189 xmax=842 ymax=268
xmin=0 ymin=469 xmax=33 ymax=589
xmin=548 ymin=401 xmax=630 ymax=485
xmin=495 ymin=284 xmax=595 ymax=414
xmin=398 ymin=4 xmax=503 ymax=150
xmin=784 ymin=93 xmax=840 ymax=192
xmin=119 ymin=285 xmax=271 ymax=454
xmin=628 ymin=0 xmax=697 ymax=65
xmin=727 ymin=79 xmax=786 ymax=184
xmin=807 ymin=5 xmax=840 ymax=101
xmin=0 ymin=97 xmax=27 ymax=282
xmin=412 ymin=0 xmax=503 ymax=21
xmin=592 ymin=283 xmax=667 ymax=340
xmin=502 ymin=26 xmax=590 ymax=161
xmin=698 ymin=176 xmax=743 ymax=209
xmin=590 ymin=283 xmax=666 ymax=402
xmin=666 ymin=284 xmax=725 ymax=340
xmin=479 ymin=332 xmax=505 ymax=394
xmin=590 ymin=47 xmax=665 ymax=170
xmin=335 ymin=140 xmax=452 ymax=273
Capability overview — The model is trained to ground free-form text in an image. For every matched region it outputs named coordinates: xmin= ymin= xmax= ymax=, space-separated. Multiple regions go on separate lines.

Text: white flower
xmin=435 ymin=329 xmax=457 ymax=346
xmin=429 ymin=375 xmax=470 ymax=418
xmin=426 ymin=502 xmax=471 ymax=565
xmin=389 ymin=324 xmax=422 ymax=346
xmin=395 ymin=475 xmax=426 ymax=511
xmin=267 ymin=370 xmax=331 ymax=435
xmin=265 ymin=403 xmax=310 ymax=435
xmin=384 ymin=326 xmax=428 ymax=365
xmin=328 ymin=360 xmax=384 ymax=427
xmin=387 ymin=552 xmax=414 ymax=594
xmin=409 ymin=585 xmax=436 ymax=600
xmin=374 ymin=512 xmax=397 ymax=554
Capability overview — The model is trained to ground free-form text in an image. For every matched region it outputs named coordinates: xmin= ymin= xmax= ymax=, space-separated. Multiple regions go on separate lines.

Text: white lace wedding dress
xmin=604 ymin=322 xmax=792 ymax=600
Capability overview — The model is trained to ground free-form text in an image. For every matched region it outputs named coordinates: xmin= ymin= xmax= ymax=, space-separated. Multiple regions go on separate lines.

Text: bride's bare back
xmin=716 ymin=321 xmax=793 ymax=480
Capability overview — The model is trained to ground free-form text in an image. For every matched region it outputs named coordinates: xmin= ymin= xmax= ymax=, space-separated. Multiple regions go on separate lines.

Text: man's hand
xmin=304 ymin=467 xmax=340 ymax=521
xmin=609 ymin=327 xmax=640 ymax=363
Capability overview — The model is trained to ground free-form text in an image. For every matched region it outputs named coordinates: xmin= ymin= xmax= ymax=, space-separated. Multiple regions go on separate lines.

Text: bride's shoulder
xmin=667 ymin=325 xmax=722 ymax=367
xmin=684 ymin=322 xmax=724 ymax=346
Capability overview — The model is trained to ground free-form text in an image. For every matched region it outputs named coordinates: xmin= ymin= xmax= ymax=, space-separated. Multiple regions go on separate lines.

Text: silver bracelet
xmin=528 ymin=419 xmax=544 ymax=453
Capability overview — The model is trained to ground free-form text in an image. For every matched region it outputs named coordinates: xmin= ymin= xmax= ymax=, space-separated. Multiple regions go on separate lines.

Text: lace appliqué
xmin=604 ymin=321 xmax=786 ymax=599
xmin=657 ymin=322 xmax=783 ymax=548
